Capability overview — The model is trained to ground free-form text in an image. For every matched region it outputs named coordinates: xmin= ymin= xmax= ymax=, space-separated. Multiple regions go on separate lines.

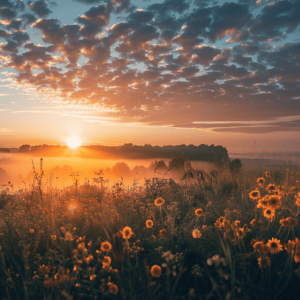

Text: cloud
xmin=29 ymin=1 xmax=52 ymax=17
xmin=0 ymin=0 xmax=299 ymax=135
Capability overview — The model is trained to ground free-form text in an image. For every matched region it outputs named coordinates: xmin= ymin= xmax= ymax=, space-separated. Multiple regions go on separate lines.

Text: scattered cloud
xmin=0 ymin=0 xmax=299 ymax=134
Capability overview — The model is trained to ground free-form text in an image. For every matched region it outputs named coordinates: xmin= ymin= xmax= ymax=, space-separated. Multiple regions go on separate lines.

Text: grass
xmin=0 ymin=158 xmax=300 ymax=300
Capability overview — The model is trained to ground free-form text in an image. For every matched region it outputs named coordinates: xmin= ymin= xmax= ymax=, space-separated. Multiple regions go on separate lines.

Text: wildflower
xmin=195 ymin=208 xmax=203 ymax=217
xmin=267 ymin=238 xmax=283 ymax=254
xmin=121 ymin=226 xmax=134 ymax=240
xmin=150 ymin=265 xmax=162 ymax=278
xmin=235 ymin=227 xmax=246 ymax=239
xmin=249 ymin=190 xmax=261 ymax=200
xmin=214 ymin=216 xmax=230 ymax=231
xmin=265 ymin=171 xmax=270 ymax=177
xmin=257 ymin=177 xmax=265 ymax=186
xmin=159 ymin=229 xmax=167 ymax=236
xmin=257 ymin=196 xmax=269 ymax=209
xmin=253 ymin=241 xmax=269 ymax=254
xmin=30 ymin=229 xmax=34 ymax=234
xmin=102 ymin=256 xmax=111 ymax=268
xmin=295 ymin=195 xmax=300 ymax=206
xmin=280 ymin=217 xmax=298 ymax=227
xmin=107 ymin=282 xmax=118 ymax=295
xmin=51 ymin=235 xmax=57 ymax=241
xmin=263 ymin=208 xmax=275 ymax=221
xmin=266 ymin=195 xmax=282 ymax=210
xmin=258 ymin=256 xmax=271 ymax=269
xmin=284 ymin=240 xmax=296 ymax=255
xmin=192 ymin=229 xmax=202 ymax=239
xmin=101 ymin=241 xmax=112 ymax=252
xmin=154 ymin=197 xmax=165 ymax=206
xmin=250 ymin=219 xmax=262 ymax=227
xmin=146 ymin=220 xmax=154 ymax=228
xmin=266 ymin=184 xmax=276 ymax=193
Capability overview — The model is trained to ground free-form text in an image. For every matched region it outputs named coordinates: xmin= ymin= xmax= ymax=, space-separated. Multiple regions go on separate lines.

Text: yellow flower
xmin=154 ymin=197 xmax=165 ymax=206
xmin=150 ymin=265 xmax=162 ymax=278
xmin=284 ymin=240 xmax=296 ymax=255
xmin=235 ymin=227 xmax=246 ymax=239
xmin=101 ymin=241 xmax=112 ymax=252
xmin=258 ymin=256 xmax=271 ymax=269
xmin=263 ymin=208 xmax=275 ymax=221
xmin=265 ymin=171 xmax=270 ymax=178
xmin=266 ymin=184 xmax=276 ymax=193
xmin=267 ymin=238 xmax=283 ymax=254
xmin=102 ymin=256 xmax=111 ymax=268
xmin=121 ymin=226 xmax=134 ymax=239
xmin=195 ymin=208 xmax=203 ymax=217
xmin=192 ymin=229 xmax=202 ymax=238
xmin=250 ymin=219 xmax=262 ymax=227
xmin=51 ymin=235 xmax=57 ymax=241
xmin=146 ymin=220 xmax=154 ymax=228
xmin=266 ymin=195 xmax=282 ymax=210
xmin=159 ymin=229 xmax=167 ymax=236
xmin=280 ymin=217 xmax=298 ymax=227
xmin=249 ymin=190 xmax=261 ymax=200
xmin=253 ymin=241 xmax=269 ymax=254
xmin=30 ymin=229 xmax=34 ymax=234
xmin=256 ymin=177 xmax=265 ymax=186
xmin=107 ymin=282 xmax=118 ymax=295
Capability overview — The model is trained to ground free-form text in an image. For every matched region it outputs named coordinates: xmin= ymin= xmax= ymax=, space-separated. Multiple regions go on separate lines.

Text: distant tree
xmin=149 ymin=160 xmax=168 ymax=171
xmin=168 ymin=158 xmax=186 ymax=170
xmin=19 ymin=144 xmax=30 ymax=152
xmin=112 ymin=162 xmax=131 ymax=177
xmin=230 ymin=159 xmax=243 ymax=173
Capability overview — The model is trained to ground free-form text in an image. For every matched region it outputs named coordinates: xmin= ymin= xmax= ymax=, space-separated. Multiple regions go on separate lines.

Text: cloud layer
xmin=0 ymin=0 xmax=300 ymax=133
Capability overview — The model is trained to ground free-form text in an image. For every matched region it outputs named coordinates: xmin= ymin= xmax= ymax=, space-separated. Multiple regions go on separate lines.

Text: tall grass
xmin=0 ymin=158 xmax=299 ymax=300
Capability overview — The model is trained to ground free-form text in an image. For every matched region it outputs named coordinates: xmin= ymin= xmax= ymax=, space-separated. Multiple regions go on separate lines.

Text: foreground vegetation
xmin=0 ymin=159 xmax=300 ymax=300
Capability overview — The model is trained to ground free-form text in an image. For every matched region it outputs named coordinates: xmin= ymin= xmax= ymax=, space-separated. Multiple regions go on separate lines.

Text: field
xmin=0 ymin=158 xmax=300 ymax=300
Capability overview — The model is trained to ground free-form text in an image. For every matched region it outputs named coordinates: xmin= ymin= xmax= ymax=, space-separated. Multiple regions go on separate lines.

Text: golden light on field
xmin=66 ymin=135 xmax=82 ymax=149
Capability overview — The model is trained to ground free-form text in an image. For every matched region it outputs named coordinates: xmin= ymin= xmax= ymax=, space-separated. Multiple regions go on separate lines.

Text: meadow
xmin=0 ymin=158 xmax=300 ymax=300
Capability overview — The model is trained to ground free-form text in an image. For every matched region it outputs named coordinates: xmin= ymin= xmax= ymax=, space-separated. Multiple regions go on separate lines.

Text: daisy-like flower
xmin=235 ymin=227 xmax=246 ymax=239
xmin=192 ymin=229 xmax=202 ymax=239
xmin=195 ymin=208 xmax=203 ymax=217
xmin=101 ymin=241 xmax=112 ymax=252
xmin=267 ymin=238 xmax=283 ymax=254
xmin=257 ymin=177 xmax=265 ymax=186
xmin=253 ymin=241 xmax=269 ymax=254
xmin=295 ymin=195 xmax=300 ymax=207
xmin=266 ymin=184 xmax=276 ymax=194
xmin=214 ymin=216 xmax=230 ymax=231
xmin=150 ymin=265 xmax=162 ymax=278
xmin=284 ymin=240 xmax=296 ymax=255
xmin=258 ymin=256 xmax=271 ymax=269
xmin=159 ymin=229 xmax=167 ymax=236
xmin=102 ymin=256 xmax=111 ymax=268
xmin=146 ymin=220 xmax=154 ymax=228
xmin=257 ymin=196 xmax=269 ymax=209
xmin=265 ymin=171 xmax=270 ymax=178
xmin=280 ymin=217 xmax=298 ymax=227
xmin=250 ymin=219 xmax=262 ymax=227
xmin=154 ymin=197 xmax=165 ymax=206
xmin=107 ymin=282 xmax=118 ymax=295
xmin=121 ymin=226 xmax=134 ymax=240
xmin=249 ymin=190 xmax=261 ymax=200
xmin=30 ymin=229 xmax=34 ymax=234
xmin=263 ymin=208 xmax=275 ymax=221
xmin=266 ymin=195 xmax=282 ymax=210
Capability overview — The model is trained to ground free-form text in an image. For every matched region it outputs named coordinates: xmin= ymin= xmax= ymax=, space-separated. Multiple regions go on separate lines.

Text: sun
xmin=66 ymin=135 xmax=82 ymax=149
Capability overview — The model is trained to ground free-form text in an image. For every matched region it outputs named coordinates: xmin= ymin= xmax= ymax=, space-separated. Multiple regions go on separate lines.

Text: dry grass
xmin=0 ymin=158 xmax=299 ymax=300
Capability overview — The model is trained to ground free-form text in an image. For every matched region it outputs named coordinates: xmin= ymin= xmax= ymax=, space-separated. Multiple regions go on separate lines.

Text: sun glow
xmin=66 ymin=135 xmax=82 ymax=149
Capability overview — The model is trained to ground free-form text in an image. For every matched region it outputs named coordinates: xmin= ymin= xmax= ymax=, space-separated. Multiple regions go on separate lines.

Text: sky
xmin=0 ymin=0 xmax=300 ymax=153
